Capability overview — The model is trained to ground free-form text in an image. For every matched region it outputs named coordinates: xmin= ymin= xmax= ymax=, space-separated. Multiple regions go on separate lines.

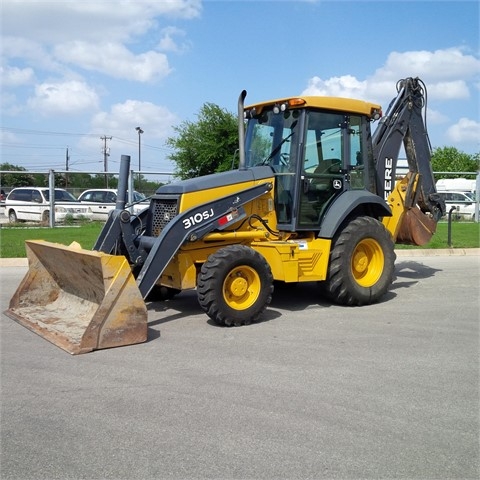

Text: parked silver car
xmin=5 ymin=187 xmax=93 ymax=223
xmin=77 ymin=189 xmax=149 ymax=221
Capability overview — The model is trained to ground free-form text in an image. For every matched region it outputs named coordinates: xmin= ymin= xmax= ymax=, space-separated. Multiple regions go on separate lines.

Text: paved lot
xmin=1 ymin=254 xmax=479 ymax=479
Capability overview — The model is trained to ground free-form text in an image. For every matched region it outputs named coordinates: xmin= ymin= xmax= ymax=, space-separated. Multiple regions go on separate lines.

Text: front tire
xmin=8 ymin=210 xmax=17 ymax=223
xmin=323 ymin=216 xmax=396 ymax=306
xmin=197 ymin=245 xmax=274 ymax=326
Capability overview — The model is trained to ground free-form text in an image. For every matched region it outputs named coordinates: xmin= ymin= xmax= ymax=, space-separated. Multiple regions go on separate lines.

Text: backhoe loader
xmin=6 ymin=77 xmax=445 ymax=354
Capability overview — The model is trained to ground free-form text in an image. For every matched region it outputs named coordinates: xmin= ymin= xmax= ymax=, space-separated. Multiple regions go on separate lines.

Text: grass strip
xmin=1 ymin=220 xmax=478 ymax=258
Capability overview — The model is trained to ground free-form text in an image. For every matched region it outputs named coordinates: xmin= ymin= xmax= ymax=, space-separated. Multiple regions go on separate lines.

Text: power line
xmin=0 ymin=126 xmax=100 ymax=137
xmin=1 ymin=132 xmax=173 ymax=153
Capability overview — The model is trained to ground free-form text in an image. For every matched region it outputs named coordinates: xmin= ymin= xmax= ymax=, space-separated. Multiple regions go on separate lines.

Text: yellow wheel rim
xmin=223 ymin=265 xmax=261 ymax=310
xmin=351 ymin=238 xmax=384 ymax=287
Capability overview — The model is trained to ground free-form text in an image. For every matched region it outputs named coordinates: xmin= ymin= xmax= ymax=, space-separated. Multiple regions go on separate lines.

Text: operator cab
xmin=244 ymin=97 xmax=381 ymax=231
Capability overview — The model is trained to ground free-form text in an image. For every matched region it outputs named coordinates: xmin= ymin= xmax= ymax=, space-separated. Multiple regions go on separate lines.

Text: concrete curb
xmin=0 ymin=249 xmax=478 ymax=268
xmin=0 ymin=258 xmax=29 ymax=267
xmin=394 ymin=248 xmax=480 ymax=257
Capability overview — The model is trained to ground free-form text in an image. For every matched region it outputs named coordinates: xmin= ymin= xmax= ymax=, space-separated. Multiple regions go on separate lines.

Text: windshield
xmin=43 ymin=190 xmax=77 ymax=202
xmin=245 ymin=108 xmax=301 ymax=173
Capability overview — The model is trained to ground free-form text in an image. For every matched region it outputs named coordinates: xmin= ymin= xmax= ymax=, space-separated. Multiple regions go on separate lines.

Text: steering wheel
xmin=279 ymin=153 xmax=290 ymax=167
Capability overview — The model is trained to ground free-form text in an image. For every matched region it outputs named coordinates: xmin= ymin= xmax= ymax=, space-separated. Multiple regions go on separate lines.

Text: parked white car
xmin=438 ymin=191 xmax=477 ymax=221
xmin=77 ymin=189 xmax=149 ymax=221
xmin=5 ymin=187 xmax=93 ymax=223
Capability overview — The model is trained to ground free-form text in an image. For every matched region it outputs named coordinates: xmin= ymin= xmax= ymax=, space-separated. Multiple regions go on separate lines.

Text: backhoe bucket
xmin=396 ymin=207 xmax=438 ymax=246
xmin=5 ymin=240 xmax=148 ymax=355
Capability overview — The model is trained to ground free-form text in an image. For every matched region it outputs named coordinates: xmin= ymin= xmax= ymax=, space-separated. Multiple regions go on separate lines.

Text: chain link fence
xmin=1 ymin=168 xmax=478 ymax=226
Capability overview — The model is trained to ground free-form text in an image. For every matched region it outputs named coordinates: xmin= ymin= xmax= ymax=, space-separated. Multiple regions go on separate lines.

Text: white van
xmin=437 ymin=191 xmax=477 ymax=221
xmin=5 ymin=187 xmax=93 ymax=223
xmin=436 ymin=178 xmax=475 ymax=193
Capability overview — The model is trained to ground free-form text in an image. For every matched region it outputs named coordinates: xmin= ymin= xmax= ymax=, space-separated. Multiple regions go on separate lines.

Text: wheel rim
xmin=223 ymin=265 xmax=261 ymax=310
xmin=351 ymin=238 xmax=384 ymax=287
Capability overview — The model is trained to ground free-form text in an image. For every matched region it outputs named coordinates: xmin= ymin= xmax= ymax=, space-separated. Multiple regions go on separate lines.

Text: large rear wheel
xmin=197 ymin=245 xmax=273 ymax=326
xmin=323 ymin=216 xmax=396 ymax=305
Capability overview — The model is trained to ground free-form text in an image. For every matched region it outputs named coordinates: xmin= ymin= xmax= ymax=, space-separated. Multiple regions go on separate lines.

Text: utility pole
xmin=65 ymin=147 xmax=69 ymax=188
xmin=100 ymin=135 xmax=112 ymax=188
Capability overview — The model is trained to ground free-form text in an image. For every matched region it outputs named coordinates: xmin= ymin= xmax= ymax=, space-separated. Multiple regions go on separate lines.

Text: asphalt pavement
xmin=1 ymin=253 xmax=479 ymax=479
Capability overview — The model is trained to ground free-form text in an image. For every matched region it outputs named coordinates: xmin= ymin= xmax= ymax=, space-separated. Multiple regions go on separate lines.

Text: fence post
xmin=129 ymin=170 xmax=135 ymax=214
xmin=48 ymin=169 xmax=55 ymax=228
xmin=475 ymin=171 xmax=479 ymax=223
xmin=447 ymin=206 xmax=456 ymax=247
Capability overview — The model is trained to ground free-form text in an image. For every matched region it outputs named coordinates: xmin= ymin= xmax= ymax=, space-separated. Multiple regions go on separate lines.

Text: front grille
xmin=150 ymin=198 xmax=178 ymax=236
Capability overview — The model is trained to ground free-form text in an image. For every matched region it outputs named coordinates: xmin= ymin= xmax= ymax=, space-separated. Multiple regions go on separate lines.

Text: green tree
xmin=0 ymin=163 xmax=35 ymax=187
xmin=166 ymin=103 xmax=239 ymax=179
xmin=431 ymin=147 xmax=479 ymax=179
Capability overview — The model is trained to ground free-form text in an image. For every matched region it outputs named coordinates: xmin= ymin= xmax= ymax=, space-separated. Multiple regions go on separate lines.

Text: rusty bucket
xmin=396 ymin=206 xmax=438 ymax=246
xmin=5 ymin=240 xmax=148 ymax=355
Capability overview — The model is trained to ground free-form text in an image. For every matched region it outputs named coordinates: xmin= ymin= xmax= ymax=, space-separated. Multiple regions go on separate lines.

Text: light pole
xmin=135 ymin=126 xmax=144 ymax=190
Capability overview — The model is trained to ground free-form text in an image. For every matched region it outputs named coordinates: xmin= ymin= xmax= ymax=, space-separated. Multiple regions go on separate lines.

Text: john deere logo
xmin=164 ymin=212 xmax=170 ymax=221
xmin=333 ymin=179 xmax=342 ymax=190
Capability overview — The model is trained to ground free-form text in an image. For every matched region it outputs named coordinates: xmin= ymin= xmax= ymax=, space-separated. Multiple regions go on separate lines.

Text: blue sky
xmin=1 ymin=0 xmax=479 ymax=179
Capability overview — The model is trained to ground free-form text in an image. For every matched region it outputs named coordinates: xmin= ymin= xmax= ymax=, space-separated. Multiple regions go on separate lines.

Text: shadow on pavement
xmin=142 ymin=260 xmax=443 ymax=336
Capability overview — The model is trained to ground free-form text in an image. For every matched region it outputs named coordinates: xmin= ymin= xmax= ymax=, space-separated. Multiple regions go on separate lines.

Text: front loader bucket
xmin=5 ymin=240 xmax=148 ymax=355
xmin=396 ymin=207 xmax=438 ymax=246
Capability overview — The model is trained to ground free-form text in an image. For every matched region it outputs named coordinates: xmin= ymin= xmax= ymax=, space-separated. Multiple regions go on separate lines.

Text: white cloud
xmin=426 ymin=108 xmax=449 ymax=125
xmin=302 ymin=75 xmax=367 ymax=98
xmin=446 ymin=117 xmax=480 ymax=144
xmin=1 ymin=36 xmax=63 ymax=73
xmin=425 ymin=81 xmax=471 ymax=101
xmin=301 ymin=47 xmax=479 ymax=153
xmin=0 ymin=128 xmax=20 ymax=145
xmin=0 ymin=91 xmax=24 ymax=116
xmin=54 ymin=41 xmax=171 ymax=82
xmin=1 ymin=0 xmax=200 ymax=84
xmin=302 ymin=48 xmax=480 ymax=106
xmin=27 ymin=80 xmax=99 ymax=116
xmin=90 ymin=99 xmax=179 ymax=140
xmin=1 ymin=0 xmax=202 ymax=44
xmin=1 ymin=65 xmax=35 ymax=87
xmin=158 ymin=27 xmax=191 ymax=53
xmin=375 ymin=48 xmax=480 ymax=82
xmin=367 ymin=48 xmax=480 ymax=104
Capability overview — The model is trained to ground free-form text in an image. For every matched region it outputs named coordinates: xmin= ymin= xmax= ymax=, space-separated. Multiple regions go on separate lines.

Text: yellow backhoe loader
xmin=5 ymin=77 xmax=445 ymax=354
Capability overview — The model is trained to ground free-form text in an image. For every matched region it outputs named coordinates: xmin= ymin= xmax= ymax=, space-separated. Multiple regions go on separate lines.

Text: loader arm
xmin=372 ymin=77 xmax=445 ymax=244
xmin=134 ymin=182 xmax=273 ymax=298
xmin=91 ymin=155 xmax=273 ymax=297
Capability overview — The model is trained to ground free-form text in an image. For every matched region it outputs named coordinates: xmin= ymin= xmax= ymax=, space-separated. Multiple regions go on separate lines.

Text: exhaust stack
xmin=238 ymin=90 xmax=247 ymax=170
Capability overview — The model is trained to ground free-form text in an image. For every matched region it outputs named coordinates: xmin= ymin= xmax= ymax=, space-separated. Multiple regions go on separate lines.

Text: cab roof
xmin=245 ymin=96 xmax=382 ymax=119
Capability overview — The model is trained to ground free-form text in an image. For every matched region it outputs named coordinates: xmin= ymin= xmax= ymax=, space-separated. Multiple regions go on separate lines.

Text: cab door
xmin=297 ymin=111 xmax=367 ymax=229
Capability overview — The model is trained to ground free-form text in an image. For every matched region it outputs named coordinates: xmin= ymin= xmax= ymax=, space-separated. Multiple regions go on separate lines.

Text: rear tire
xmin=323 ymin=216 xmax=395 ymax=306
xmin=197 ymin=245 xmax=273 ymax=326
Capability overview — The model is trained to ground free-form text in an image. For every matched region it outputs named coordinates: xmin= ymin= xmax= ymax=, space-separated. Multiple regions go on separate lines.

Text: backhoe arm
xmin=372 ymin=77 xmax=445 ymax=244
